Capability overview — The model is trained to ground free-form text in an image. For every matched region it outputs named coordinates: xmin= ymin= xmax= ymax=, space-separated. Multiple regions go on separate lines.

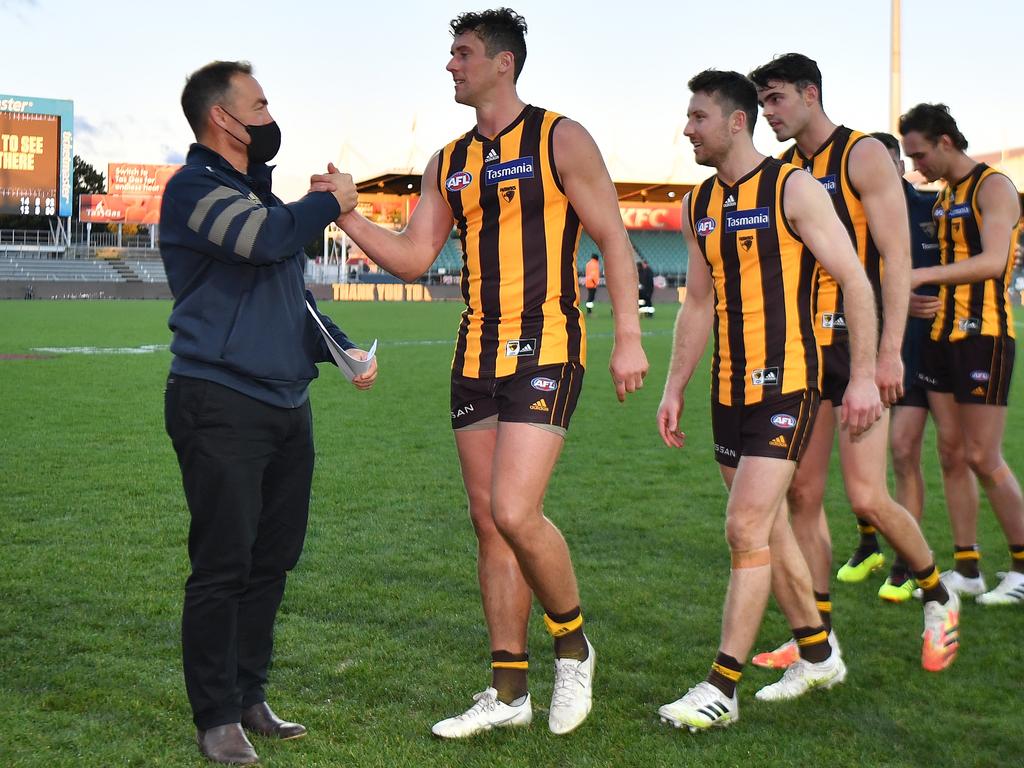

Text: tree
xmin=0 ymin=155 xmax=105 ymax=231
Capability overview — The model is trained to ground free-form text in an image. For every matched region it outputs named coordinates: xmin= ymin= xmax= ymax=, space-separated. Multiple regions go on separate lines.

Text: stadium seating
xmin=577 ymin=230 xmax=688 ymax=283
xmin=0 ymin=256 xmax=122 ymax=282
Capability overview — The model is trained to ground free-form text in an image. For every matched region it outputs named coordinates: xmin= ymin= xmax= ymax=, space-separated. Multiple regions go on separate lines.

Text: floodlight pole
xmin=890 ymin=0 xmax=901 ymax=136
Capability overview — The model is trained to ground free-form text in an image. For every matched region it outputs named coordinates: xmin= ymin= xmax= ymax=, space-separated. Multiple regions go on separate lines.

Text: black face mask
xmin=222 ymin=108 xmax=281 ymax=164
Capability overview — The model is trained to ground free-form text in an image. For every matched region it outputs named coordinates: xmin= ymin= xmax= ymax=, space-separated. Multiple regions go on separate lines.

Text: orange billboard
xmin=77 ymin=163 xmax=180 ymax=224
xmin=108 ymin=163 xmax=178 ymax=195
xmin=79 ymin=192 xmax=162 ymax=224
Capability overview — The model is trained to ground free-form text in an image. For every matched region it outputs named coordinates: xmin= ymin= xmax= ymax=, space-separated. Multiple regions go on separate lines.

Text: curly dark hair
xmin=899 ymin=103 xmax=968 ymax=151
xmin=450 ymin=8 xmax=528 ymax=81
xmin=688 ymin=69 xmax=758 ymax=136
xmin=749 ymin=53 xmax=823 ymax=108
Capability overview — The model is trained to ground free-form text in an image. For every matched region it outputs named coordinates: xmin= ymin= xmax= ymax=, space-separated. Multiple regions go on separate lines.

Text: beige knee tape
xmin=731 ymin=546 xmax=770 ymax=569
xmin=979 ymin=463 xmax=1013 ymax=490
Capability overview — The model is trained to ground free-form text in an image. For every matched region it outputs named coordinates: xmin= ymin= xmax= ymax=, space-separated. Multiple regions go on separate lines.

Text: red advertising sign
xmin=79 ymin=194 xmax=126 ymax=223
xmin=619 ymin=202 xmax=682 ymax=231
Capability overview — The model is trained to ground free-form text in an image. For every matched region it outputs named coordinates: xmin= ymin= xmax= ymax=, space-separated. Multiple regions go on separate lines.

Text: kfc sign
xmin=619 ymin=202 xmax=682 ymax=231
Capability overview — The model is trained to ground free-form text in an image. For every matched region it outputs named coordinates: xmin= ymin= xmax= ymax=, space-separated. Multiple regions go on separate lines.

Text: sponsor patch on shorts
xmin=531 ymin=376 xmax=557 ymax=392
xmin=771 ymin=413 xmax=797 ymax=429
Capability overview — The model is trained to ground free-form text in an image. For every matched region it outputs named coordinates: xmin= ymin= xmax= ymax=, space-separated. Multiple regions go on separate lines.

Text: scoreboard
xmin=0 ymin=95 xmax=73 ymax=217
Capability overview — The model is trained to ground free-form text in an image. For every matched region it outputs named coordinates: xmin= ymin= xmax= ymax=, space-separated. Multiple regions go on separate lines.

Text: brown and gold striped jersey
xmin=689 ymin=158 xmax=820 ymax=406
xmin=779 ymin=126 xmax=880 ymax=346
xmin=931 ymin=164 xmax=1018 ymax=341
xmin=437 ymin=105 xmax=585 ymax=378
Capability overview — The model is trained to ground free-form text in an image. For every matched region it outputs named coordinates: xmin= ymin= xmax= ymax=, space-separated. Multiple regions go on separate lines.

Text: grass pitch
xmin=0 ymin=299 xmax=1021 ymax=767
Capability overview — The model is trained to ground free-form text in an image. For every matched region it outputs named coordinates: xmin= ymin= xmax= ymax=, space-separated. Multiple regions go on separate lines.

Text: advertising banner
xmin=619 ymin=201 xmax=683 ymax=231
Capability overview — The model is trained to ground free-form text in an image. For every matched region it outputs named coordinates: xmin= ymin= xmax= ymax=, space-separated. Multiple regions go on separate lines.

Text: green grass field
xmin=1 ymin=299 xmax=1021 ymax=767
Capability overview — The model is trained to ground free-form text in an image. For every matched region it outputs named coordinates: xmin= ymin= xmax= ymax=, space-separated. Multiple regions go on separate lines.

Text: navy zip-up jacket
xmin=160 ymin=143 xmax=356 ymax=408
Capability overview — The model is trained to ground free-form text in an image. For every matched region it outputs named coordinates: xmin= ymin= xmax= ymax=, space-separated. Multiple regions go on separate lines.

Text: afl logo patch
xmin=970 ymin=370 xmax=990 ymax=382
xmin=696 ymin=217 xmax=716 ymax=236
xmin=445 ymin=170 xmax=473 ymax=192
xmin=531 ymin=377 xmax=558 ymax=392
xmin=771 ymin=413 xmax=797 ymax=429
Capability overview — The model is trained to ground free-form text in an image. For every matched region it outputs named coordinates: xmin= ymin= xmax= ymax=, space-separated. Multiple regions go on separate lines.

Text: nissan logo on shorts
xmin=771 ymin=413 xmax=797 ymax=429
xmin=445 ymin=170 xmax=473 ymax=192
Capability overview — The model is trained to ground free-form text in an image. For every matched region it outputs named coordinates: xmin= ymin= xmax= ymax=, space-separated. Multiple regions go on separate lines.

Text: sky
xmin=4 ymin=0 xmax=1022 ymax=202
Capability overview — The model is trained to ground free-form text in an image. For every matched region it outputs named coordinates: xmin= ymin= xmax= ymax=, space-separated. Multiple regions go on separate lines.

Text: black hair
xmin=748 ymin=53 xmax=823 ymax=108
xmin=181 ymin=60 xmax=252 ymax=136
xmin=450 ymin=8 xmax=528 ymax=81
xmin=899 ymin=103 xmax=968 ymax=151
xmin=870 ymin=131 xmax=900 ymax=154
xmin=687 ymin=69 xmax=758 ymax=136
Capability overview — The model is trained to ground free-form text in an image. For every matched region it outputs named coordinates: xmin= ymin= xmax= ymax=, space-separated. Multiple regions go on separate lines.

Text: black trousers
xmin=165 ymin=375 xmax=314 ymax=729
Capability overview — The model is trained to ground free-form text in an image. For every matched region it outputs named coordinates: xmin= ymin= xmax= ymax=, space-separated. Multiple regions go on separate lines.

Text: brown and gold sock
xmin=490 ymin=650 xmax=529 ymax=704
xmin=953 ymin=545 xmax=981 ymax=578
xmin=794 ymin=625 xmax=832 ymax=664
xmin=814 ymin=591 xmax=832 ymax=632
xmin=706 ymin=652 xmax=743 ymax=698
xmin=854 ymin=518 xmax=880 ymax=557
xmin=544 ymin=606 xmax=588 ymax=661
xmin=1010 ymin=545 xmax=1024 ymax=574
xmin=914 ymin=564 xmax=950 ymax=604
xmin=890 ymin=556 xmax=911 ymax=584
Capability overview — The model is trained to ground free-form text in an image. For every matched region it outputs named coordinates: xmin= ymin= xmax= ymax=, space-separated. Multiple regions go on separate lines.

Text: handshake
xmin=310 ymin=163 xmax=358 ymax=218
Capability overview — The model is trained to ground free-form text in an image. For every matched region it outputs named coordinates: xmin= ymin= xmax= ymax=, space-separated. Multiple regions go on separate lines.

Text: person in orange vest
xmin=585 ymin=253 xmax=601 ymax=313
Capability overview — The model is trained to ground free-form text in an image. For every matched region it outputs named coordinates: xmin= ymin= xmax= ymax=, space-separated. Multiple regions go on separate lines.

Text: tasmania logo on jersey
xmin=446 ymin=170 xmax=473 ymax=192
xmin=949 ymin=203 xmax=972 ymax=219
xmin=751 ymin=367 xmax=780 ymax=386
xmin=485 ymin=156 xmax=534 ymax=186
xmin=696 ymin=217 xmax=717 ymax=236
xmin=817 ymin=174 xmax=838 ymax=195
xmin=724 ymin=207 xmax=770 ymax=233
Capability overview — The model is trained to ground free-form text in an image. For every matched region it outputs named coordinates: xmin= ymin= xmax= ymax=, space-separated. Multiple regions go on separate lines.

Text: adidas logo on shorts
xmin=972 ymin=386 xmax=986 ymax=396
xmin=769 ymin=434 xmax=788 ymax=448
xmin=530 ymin=399 xmax=549 ymax=412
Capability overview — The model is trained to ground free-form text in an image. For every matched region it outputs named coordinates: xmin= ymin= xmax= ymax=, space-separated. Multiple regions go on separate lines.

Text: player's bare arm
xmin=912 ymin=173 xmax=1021 ymax=288
xmin=658 ymin=197 xmax=714 ymax=448
xmin=328 ymin=153 xmax=454 ymax=282
xmin=553 ymin=118 xmax=649 ymax=402
xmin=785 ymin=170 xmax=882 ymax=435
xmin=849 ymin=136 xmax=911 ymax=405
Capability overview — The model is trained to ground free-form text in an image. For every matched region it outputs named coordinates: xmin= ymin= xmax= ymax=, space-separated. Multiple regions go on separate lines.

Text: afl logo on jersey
xmin=696 ymin=217 xmax=716 ymax=236
xmin=771 ymin=413 xmax=797 ymax=429
xmin=445 ymin=170 xmax=473 ymax=192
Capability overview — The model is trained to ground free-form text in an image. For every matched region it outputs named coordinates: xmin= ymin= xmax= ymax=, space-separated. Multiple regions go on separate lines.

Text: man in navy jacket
xmin=161 ymin=60 xmax=375 ymax=765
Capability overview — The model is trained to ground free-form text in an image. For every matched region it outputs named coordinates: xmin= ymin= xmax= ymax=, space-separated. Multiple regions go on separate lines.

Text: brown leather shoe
xmin=196 ymin=723 xmax=259 ymax=765
xmin=241 ymin=702 xmax=307 ymax=740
